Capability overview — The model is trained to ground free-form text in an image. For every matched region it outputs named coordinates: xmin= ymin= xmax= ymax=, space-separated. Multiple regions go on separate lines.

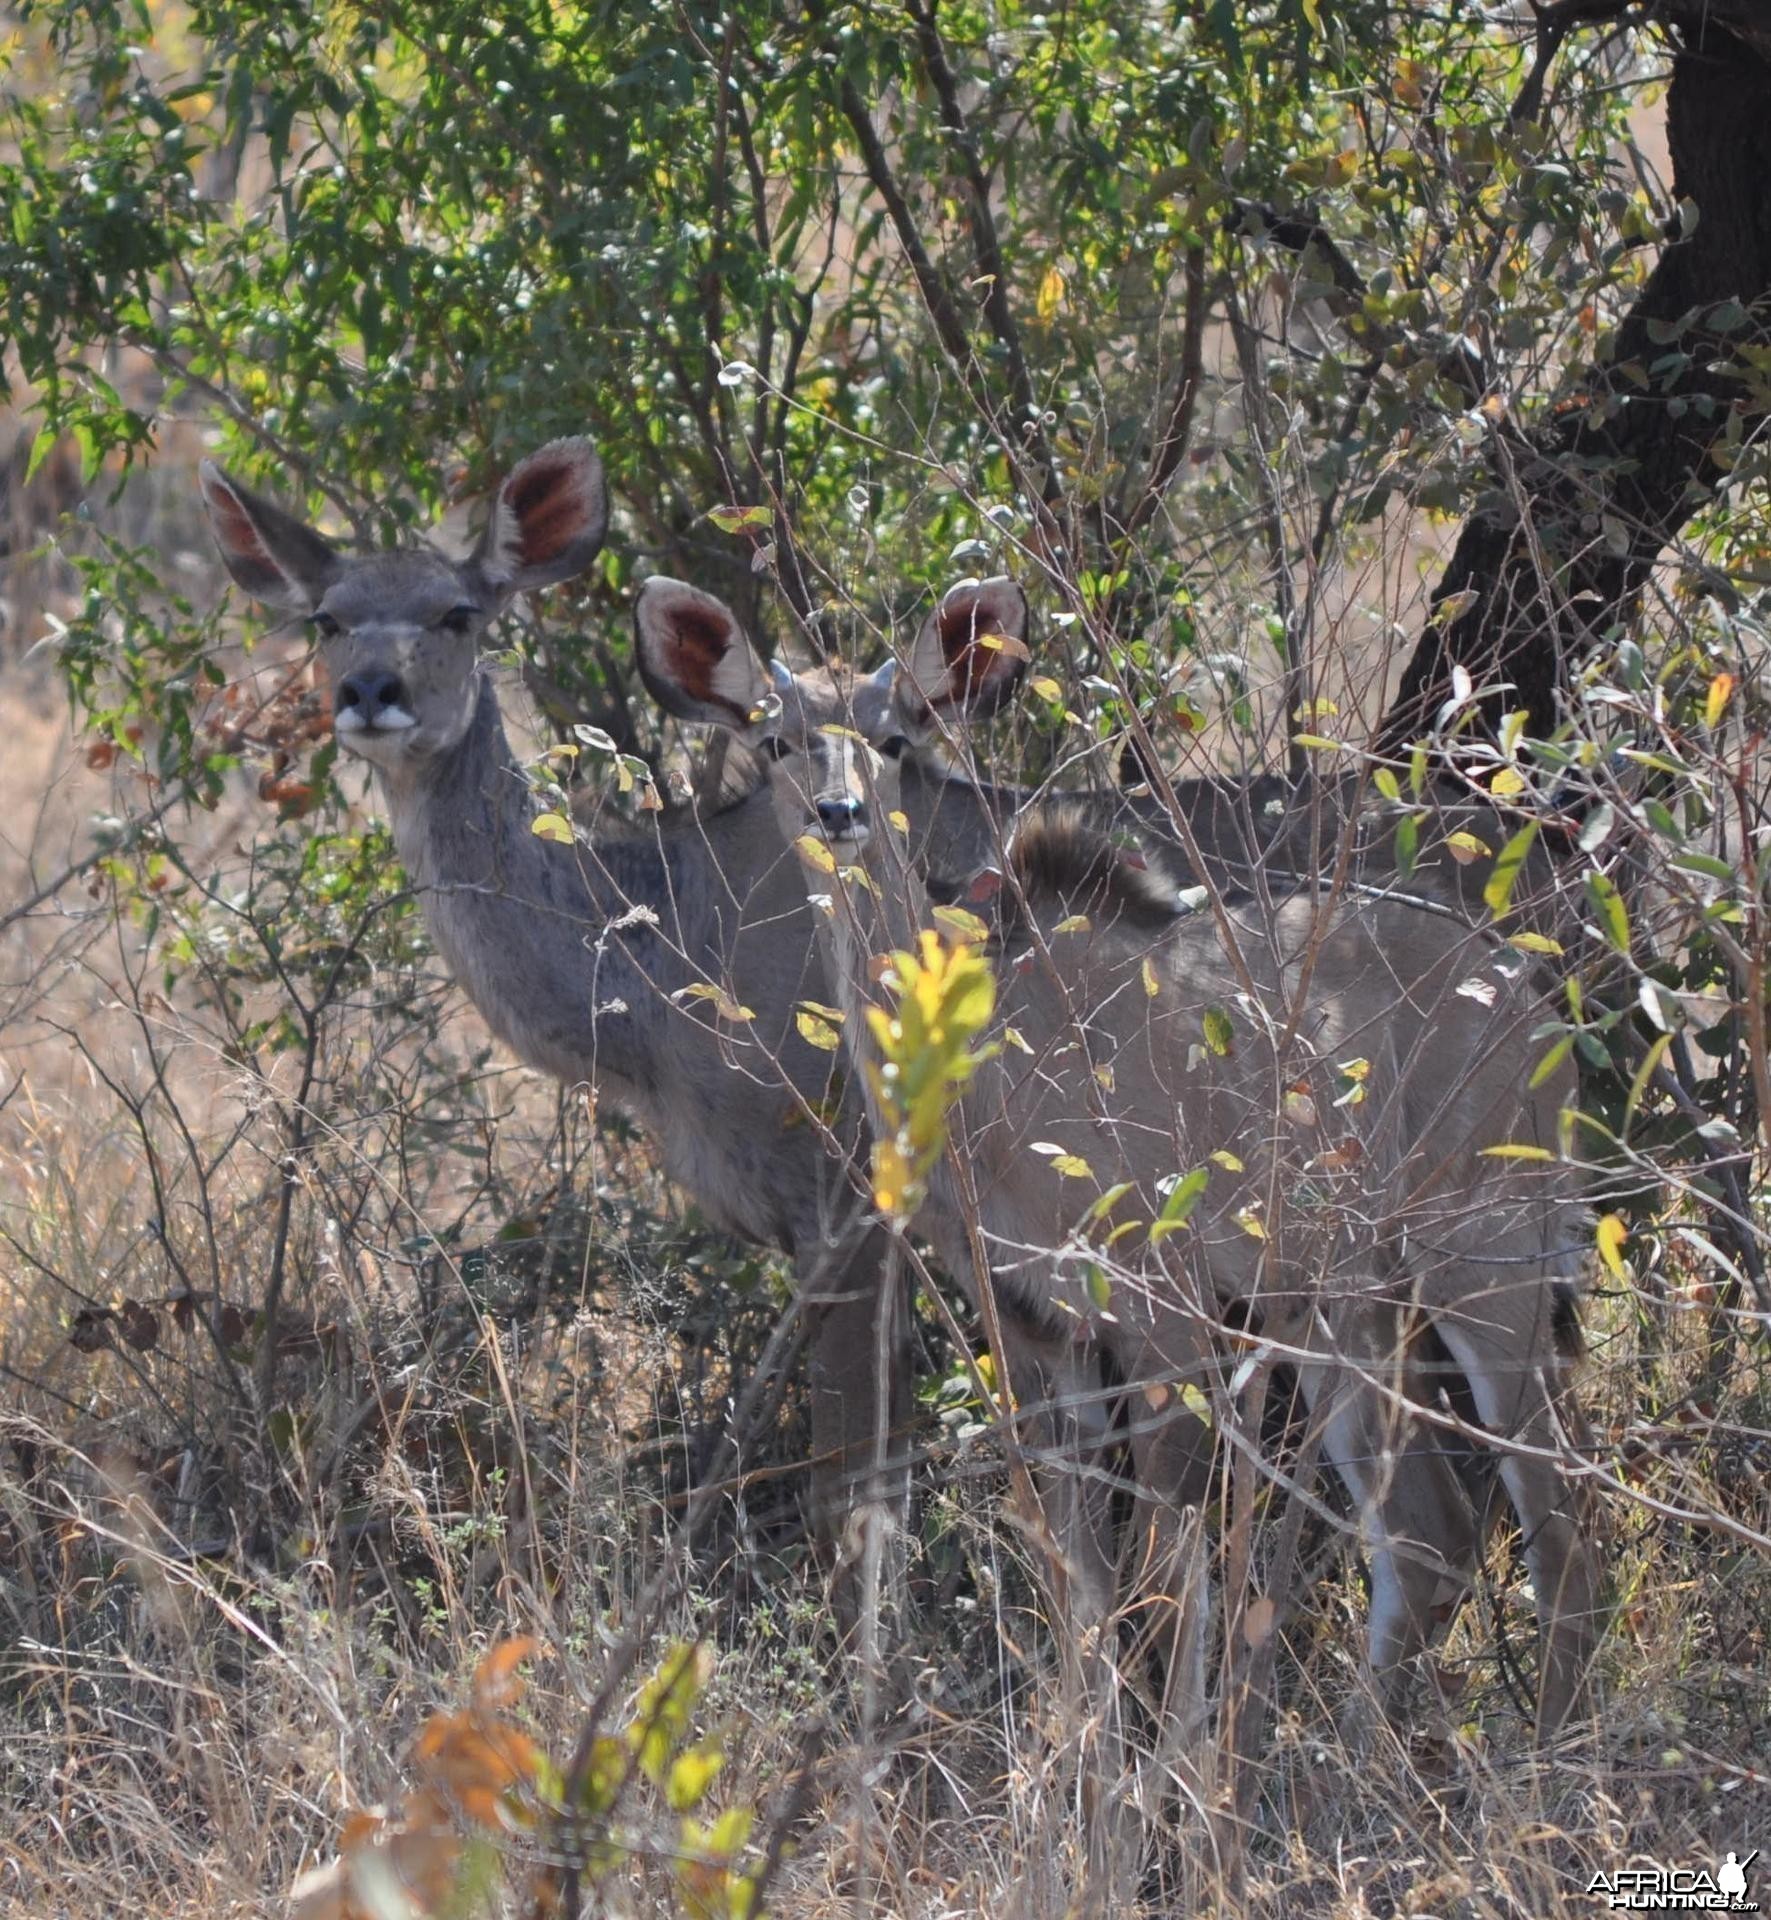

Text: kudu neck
xmin=372 ymin=673 xmax=521 ymax=870
xmin=813 ymin=812 xmax=929 ymax=1007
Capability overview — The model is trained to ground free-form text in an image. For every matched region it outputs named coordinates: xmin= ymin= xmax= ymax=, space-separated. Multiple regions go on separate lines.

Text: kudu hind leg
xmin=1293 ymin=1305 xmax=1481 ymax=1719
xmin=1123 ymin=1384 xmax=1216 ymax=1739
xmin=1433 ymin=1294 xmax=1599 ymax=1735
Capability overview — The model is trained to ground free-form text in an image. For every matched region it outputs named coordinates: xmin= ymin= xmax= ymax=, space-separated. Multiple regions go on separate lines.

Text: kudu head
xmin=200 ymin=440 xmax=608 ymax=774
xmin=633 ymin=574 xmax=1029 ymax=856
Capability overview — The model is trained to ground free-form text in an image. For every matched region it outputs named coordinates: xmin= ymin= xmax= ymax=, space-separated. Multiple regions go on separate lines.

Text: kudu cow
xmin=198 ymin=439 xmax=906 ymax=1584
xmin=634 ymin=572 xmax=1601 ymax=1733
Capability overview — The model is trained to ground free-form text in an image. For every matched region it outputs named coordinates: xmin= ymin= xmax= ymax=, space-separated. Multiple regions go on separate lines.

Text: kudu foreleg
xmin=798 ymin=1222 xmax=912 ymax=1635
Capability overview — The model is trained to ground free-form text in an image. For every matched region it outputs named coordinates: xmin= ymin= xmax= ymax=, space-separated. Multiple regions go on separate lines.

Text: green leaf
xmin=1483 ymin=822 xmax=1540 ymax=919
xmin=706 ymin=503 xmax=774 ymax=534
xmin=1585 ymin=871 xmax=1631 ymax=954
xmin=1150 ymin=1166 xmax=1209 ymax=1241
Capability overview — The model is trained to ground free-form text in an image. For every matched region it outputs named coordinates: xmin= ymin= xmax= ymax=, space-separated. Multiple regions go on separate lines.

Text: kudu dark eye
xmin=310 ymin=611 xmax=340 ymax=639
xmin=758 ymin=735 xmax=796 ymax=761
xmin=438 ymin=605 xmax=479 ymax=635
xmin=877 ymin=735 xmax=909 ymax=760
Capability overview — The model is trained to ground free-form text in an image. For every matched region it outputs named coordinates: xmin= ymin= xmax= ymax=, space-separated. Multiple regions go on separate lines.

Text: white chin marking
xmin=336 ymin=713 xmax=419 ymax=759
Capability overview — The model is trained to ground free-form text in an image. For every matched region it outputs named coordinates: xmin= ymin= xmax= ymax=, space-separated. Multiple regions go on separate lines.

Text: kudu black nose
xmin=816 ymin=794 xmax=866 ymax=834
xmin=335 ymin=670 xmax=409 ymax=720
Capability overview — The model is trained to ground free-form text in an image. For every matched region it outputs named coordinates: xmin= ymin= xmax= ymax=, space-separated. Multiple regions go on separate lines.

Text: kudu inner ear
xmin=633 ymin=579 xmax=776 ymax=732
xmin=898 ymin=575 xmax=1032 ymax=732
xmin=198 ymin=462 xmax=344 ymax=613
xmin=471 ymin=437 xmax=609 ymax=597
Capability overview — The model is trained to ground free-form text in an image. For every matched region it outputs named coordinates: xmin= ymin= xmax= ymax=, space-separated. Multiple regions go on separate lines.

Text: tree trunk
xmin=1380 ymin=1 xmax=1771 ymax=751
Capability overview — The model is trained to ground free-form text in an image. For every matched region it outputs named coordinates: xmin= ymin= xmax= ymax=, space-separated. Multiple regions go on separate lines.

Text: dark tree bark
xmin=1379 ymin=0 xmax=1771 ymax=751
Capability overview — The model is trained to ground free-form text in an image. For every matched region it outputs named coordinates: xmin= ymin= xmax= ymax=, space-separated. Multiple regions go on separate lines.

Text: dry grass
xmin=2 ymin=422 xmax=1769 ymax=1920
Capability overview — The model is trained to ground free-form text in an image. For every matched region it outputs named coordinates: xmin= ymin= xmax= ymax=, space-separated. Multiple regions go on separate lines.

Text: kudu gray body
xmin=199 ymin=439 xmax=904 ymax=1571
xmin=899 ymin=731 xmax=1564 ymax=936
xmin=636 ymin=573 xmax=1600 ymax=1734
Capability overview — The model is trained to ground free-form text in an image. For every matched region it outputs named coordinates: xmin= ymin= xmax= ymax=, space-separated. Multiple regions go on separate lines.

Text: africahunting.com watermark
xmin=1586 ymin=1851 xmax=1759 ymax=1912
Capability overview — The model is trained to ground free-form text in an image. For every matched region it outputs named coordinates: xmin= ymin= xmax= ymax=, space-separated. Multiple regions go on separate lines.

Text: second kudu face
xmin=633 ymin=574 xmax=1032 ymax=844
xmin=199 ymin=439 xmax=609 ymax=771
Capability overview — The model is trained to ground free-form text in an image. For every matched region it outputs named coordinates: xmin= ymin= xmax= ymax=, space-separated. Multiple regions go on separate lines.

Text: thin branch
xmin=903 ymin=0 xmax=1059 ymax=502
xmin=837 ymin=75 xmax=978 ymax=376
xmin=1123 ymin=245 xmax=1209 ymax=537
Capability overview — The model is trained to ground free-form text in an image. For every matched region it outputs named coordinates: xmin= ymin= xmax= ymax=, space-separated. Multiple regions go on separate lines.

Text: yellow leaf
xmin=1178 ymin=1382 xmax=1214 ymax=1428
xmin=1003 ymin=1025 xmax=1033 ymax=1054
xmin=1037 ymin=264 xmax=1066 ymax=320
xmin=1596 ymin=1212 xmax=1628 ymax=1280
xmin=1203 ymin=1005 xmax=1234 ymax=1056
xmin=974 ymin=631 xmax=1031 ymax=661
xmin=932 ymin=905 xmax=991 ymax=944
xmin=1706 ymin=672 xmax=1734 ymax=729
xmin=1053 ymin=913 xmax=1092 ymax=934
xmin=1031 ymin=1141 xmax=1094 ymax=1180
xmin=1030 ymin=675 xmax=1063 ymax=702
xmin=1142 ymin=956 xmax=1160 ymax=999
xmin=531 ymin=811 xmax=574 ymax=844
xmin=1445 ymin=830 xmax=1491 ymax=864
xmin=888 ymin=809 xmax=910 ymax=833
xmin=1489 ymin=766 xmax=1527 ymax=798
xmin=1209 ymin=1148 xmax=1245 ymax=1171
xmin=1480 ymin=1142 xmax=1554 ymax=1161
xmin=673 ymin=982 xmax=754 ymax=1022
xmin=793 ymin=834 xmax=836 ymax=873
xmin=795 ymin=1009 xmax=842 ymax=1051
xmin=1233 ymin=1207 xmax=1266 ymax=1240
xmin=1508 ymin=931 xmax=1565 ymax=955
xmin=1292 ymin=733 xmax=1342 ymax=752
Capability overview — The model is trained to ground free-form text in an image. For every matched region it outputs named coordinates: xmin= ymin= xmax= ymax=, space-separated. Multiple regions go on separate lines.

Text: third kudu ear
xmin=199 ymin=462 xmax=344 ymax=613
xmin=471 ymin=437 xmax=609 ymax=597
xmin=898 ymin=576 xmax=1031 ymax=734
xmin=633 ymin=578 xmax=778 ymax=731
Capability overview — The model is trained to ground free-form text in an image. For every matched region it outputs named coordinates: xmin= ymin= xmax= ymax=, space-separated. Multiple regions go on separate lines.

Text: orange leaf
xmin=473 ymin=1636 xmax=540 ymax=1711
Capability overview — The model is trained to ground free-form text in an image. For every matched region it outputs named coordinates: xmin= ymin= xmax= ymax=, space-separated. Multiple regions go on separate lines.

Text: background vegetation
xmin=1 ymin=0 xmax=1768 ymax=1912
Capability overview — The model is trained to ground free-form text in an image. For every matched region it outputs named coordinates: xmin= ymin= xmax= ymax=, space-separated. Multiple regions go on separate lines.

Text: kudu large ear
xmin=896 ymin=576 xmax=1031 ymax=736
xmin=199 ymin=462 xmax=344 ymax=613
xmin=633 ymin=578 xmax=779 ymax=731
xmin=469 ymin=437 xmax=609 ymax=598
